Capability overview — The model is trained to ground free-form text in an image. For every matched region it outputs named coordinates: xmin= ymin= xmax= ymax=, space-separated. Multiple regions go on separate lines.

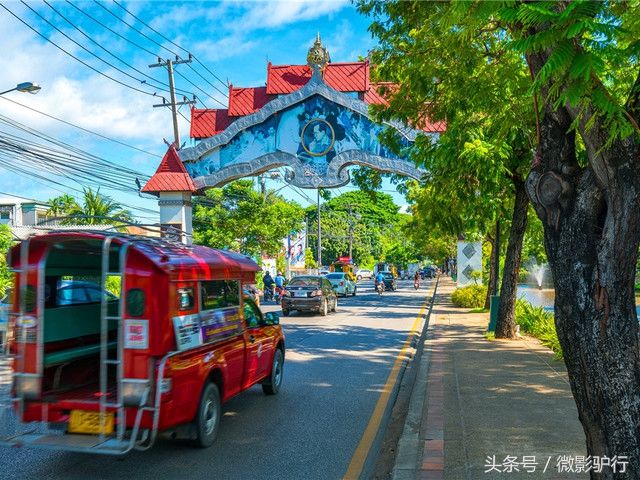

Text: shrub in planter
xmin=451 ymin=285 xmax=487 ymax=309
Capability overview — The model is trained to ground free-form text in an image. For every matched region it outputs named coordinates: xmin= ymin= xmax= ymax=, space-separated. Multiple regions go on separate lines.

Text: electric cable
xmin=42 ymin=0 xmax=196 ymax=99
xmin=0 ymin=96 xmax=161 ymax=159
xmin=111 ymin=0 xmax=230 ymax=93
xmin=1 ymin=3 xmax=159 ymax=98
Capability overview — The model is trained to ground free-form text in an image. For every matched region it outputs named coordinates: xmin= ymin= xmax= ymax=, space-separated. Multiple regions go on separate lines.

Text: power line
xmin=66 ymin=1 xmax=158 ymax=58
xmin=111 ymin=0 xmax=230 ymax=93
xmin=0 ymin=114 xmax=151 ymax=181
xmin=94 ymin=0 xmax=227 ymax=104
xmin=41 ymin=0 xmax=195 ymax=99
xmin=98 ymin=1 xmax=229 ymax=102
xmin=1 ymin=3 xmax=159 ymax=99
xmin=0 ymin=96 xmax=161 ymax=159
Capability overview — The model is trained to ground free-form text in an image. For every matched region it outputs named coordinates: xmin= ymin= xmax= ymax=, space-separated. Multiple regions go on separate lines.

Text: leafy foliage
xmin=47 ymin=188 xmax=133 ymax=225
xmin=193 ymin=180 xmax=304 ymax=259
xmin=0 ymin=224 xmax=13 ymax=298
xmin=306 ymin=190 xmax=425 ymax=267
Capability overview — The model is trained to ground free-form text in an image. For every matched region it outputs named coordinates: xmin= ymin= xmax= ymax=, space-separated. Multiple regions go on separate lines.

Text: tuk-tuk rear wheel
xmin=194 ymin=382 xmax=221 ymax=448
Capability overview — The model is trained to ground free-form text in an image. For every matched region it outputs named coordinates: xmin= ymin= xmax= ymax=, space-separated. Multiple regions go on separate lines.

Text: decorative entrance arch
xmin=142 ymin=36 xmax=445 ymax=244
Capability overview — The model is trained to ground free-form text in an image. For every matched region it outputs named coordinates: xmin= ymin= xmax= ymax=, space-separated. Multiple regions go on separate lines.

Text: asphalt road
xmin=0 ymin=279 xmax=434 ymax=480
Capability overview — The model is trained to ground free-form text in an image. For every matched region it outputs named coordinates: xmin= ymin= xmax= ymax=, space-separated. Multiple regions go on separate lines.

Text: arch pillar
xmin=159 ymin=191 xmax=192 ymax=245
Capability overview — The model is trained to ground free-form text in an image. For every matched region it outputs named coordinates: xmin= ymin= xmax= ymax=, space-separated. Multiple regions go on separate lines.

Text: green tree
xmin=362 ymin=0 xmax=640 ymax=468
xmin=0 ymin=224 xmax=13 ymax=298
xmin=306 ymin=190 xmax=417 ymax=266
xmin=46 ymin=194 xmax=77 ymax=218
xmin=48 ymin=188 xmax=132 ymax=225
xmin=359 ymin=0 xmax=536 ymax=338
xmin=193 ymin=180 xmax=304 ymax=259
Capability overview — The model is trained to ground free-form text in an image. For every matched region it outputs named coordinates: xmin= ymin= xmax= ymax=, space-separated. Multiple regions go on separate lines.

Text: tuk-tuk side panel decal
xmin=172 ymin=306 xmax=242 ymax=352
xmin=124 ymin=319 xmax=149 ymax=349
xmin=172 ymin=314 xmax=203 ymax=351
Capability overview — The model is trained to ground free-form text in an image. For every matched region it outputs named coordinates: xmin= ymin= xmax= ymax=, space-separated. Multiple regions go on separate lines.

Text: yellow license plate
xmin=68 ymin=410 xmax=114 ymax=435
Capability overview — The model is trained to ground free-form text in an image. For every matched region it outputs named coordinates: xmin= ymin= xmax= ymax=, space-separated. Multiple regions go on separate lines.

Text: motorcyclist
xmin=274 ymin=271 xmax=286 ymax=300
xmin=263 ymin=271 xmax=275 ymax=301
xmin=375 ymin=271 xmax=385 ymax=292
xmin=414 ymin=271 xmax=421 ymax=289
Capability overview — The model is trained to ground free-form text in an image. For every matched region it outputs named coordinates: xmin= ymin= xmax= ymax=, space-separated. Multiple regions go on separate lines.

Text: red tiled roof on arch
xmin=324 ymin=62 xmax=369 ymax=92
xmin=228 ymin=86 xmax=272 ymax=116
xmin=365 ymin=82 xmax=397 ymax=106
xmin=190 ymin=108 xmax=231 ymax=139
xmin=142 ymin=144 xmax=196 ymax=193
xmin=266 ymin=61 xmax=370 ymax=94
xmin=266 ymin=63 xmax=311 ymax=94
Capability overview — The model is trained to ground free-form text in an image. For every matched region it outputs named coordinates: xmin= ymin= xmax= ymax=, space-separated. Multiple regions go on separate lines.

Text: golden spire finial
xmin=307 ymin=33 xmax=331 ymax=72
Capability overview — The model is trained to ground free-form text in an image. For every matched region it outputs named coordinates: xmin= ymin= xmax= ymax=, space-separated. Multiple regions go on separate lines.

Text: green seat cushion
xmin=44 ymin=340 xmax=117 ymax=367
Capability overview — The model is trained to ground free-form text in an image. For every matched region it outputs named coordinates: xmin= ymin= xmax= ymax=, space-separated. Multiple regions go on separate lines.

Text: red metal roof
xmin=266 ymin=63 xmax=311 ymax=94
xmin=266 ymin=62 xmax=369 ymax=94
xmin=189 ymin=60 xmax=446 ymax=138
xmin=324 ymin=62 xmax=369 ymax=92
xmin=228 ymin=86 xmax=271 ymax=116
xmin=142 ymin=145 xmax=196 ymax=193
xmin=190 ymin=108 xmax=231 ymax=139
xmin=364 ymin=82 xmax=396 ymax=106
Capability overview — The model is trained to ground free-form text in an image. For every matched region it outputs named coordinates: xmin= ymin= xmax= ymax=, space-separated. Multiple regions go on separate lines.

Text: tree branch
xmin=625 ymin=69 xmax=640 ymax=129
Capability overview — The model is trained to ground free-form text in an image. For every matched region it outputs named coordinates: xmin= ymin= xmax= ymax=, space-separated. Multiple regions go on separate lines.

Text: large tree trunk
xmin=484 ymin=230 xmax=497 ymax=310
xmin=495 ymin=177 xmax=529 ymax=338
xmin=526 ymin=50 xmax=640 ymax=478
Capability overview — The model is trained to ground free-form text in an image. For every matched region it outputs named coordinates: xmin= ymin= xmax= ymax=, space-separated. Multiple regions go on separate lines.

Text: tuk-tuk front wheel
xmin=262 ymin=348 xmax=284 ymax=395
xmin=195 ymin=382 xmax=221 ymax=448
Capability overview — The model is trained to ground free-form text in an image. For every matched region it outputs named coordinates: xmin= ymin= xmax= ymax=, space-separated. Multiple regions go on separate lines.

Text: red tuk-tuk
xmin=0 ymin=231 xmax=285 ymax=454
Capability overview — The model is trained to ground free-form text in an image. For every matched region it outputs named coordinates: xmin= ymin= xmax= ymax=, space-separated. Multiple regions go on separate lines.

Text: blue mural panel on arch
xmin=183 ymin=94 xmax=428 ymax=189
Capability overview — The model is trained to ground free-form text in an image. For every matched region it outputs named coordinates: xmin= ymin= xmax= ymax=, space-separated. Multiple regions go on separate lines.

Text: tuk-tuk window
xmin=178 ymin=288 xmax=194 ymax=310
xmin=201 ymin=280 xmax=240 ymax=311
xmin=127 ymin=289 xmax=145 ymax=317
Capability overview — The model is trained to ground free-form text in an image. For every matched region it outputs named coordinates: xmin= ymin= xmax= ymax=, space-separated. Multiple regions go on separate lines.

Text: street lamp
xmin=0 ymin=82 xmax=42 ymax=96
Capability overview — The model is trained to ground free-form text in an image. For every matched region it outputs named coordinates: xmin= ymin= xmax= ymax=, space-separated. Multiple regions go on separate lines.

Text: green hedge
xmin=451 ymin=285 xmax=487 ymax=309
xmin=515 ymin=299 xmax=562 ymax=359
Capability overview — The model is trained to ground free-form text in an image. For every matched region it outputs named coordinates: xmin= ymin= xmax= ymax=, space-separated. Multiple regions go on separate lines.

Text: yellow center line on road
xmin=343 ymin=285 xmax=435 ymax=480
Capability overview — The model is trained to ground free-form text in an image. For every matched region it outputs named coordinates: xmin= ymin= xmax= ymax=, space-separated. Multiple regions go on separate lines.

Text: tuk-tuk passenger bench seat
xmin=44 ymin=341 xmax=118 ymax=367
xmin=43 ymin=303 xmax=119 ymax=367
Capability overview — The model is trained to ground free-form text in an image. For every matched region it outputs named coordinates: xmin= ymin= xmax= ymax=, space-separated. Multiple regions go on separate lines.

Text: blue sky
xmin=0 ymin=1 xmax=406 ymax=220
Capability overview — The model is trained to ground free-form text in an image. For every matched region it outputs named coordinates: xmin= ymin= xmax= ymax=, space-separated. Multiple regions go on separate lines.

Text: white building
xmin=0 ymin=194 xmax=50 ymax=229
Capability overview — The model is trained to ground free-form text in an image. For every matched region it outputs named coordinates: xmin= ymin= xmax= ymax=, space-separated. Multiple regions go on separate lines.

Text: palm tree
xmin=47 ymin=194 xmax=78 ymax=217
xmin=65 ymin=188 xmax=133 ymax=226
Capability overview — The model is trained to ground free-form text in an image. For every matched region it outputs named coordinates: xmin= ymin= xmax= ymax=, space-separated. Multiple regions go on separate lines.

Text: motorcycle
xmin=414 ymin=279 xmax=420 ymax=290
xmin=376 ymin=281 xmax=384 ymax=295
xmin=274 ymin=285 xmax=286 ymax=302
xmin=264 ymin=284 xmax=275 ymax=303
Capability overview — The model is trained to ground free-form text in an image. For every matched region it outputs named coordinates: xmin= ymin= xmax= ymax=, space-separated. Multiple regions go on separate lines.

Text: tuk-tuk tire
xmin=194 ymin=382 xmax=221 ymax=448
xmin=262 ymin=348 xmax=284 ymax=395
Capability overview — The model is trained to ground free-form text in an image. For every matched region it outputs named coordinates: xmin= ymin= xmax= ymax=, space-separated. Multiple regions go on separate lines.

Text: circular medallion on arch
xmin=300 ymin=118 xmax=335 ymax=157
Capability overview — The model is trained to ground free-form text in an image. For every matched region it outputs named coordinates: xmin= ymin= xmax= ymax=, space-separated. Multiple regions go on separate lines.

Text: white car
xmin=356 ymin=269 xmax=373 ymax=281
xmin=325 ymin=272 xmax=357 ymax=296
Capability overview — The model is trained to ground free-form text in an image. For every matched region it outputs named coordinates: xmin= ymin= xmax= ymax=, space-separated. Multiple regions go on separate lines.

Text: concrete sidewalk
xmin=392 ymin=278 xmax=587 ymax=480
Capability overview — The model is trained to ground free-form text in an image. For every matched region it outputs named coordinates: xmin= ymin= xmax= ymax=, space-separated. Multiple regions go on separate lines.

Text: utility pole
xmin=317 ymin=189 xmax=322 ymax=267
xmin=348 ymin=204 xmax=353 ymax=259
xmin=150 ymin=56 xmax=196 ymax=148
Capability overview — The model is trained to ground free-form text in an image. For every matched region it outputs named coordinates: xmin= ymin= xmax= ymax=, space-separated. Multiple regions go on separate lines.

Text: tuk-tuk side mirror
xmin=264 ymin=311 xmax=280 ymax=325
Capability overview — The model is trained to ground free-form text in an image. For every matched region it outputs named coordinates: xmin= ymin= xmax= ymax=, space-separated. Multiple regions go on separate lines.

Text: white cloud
xmin=234 ymin=0 xmax=350 ymax=30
